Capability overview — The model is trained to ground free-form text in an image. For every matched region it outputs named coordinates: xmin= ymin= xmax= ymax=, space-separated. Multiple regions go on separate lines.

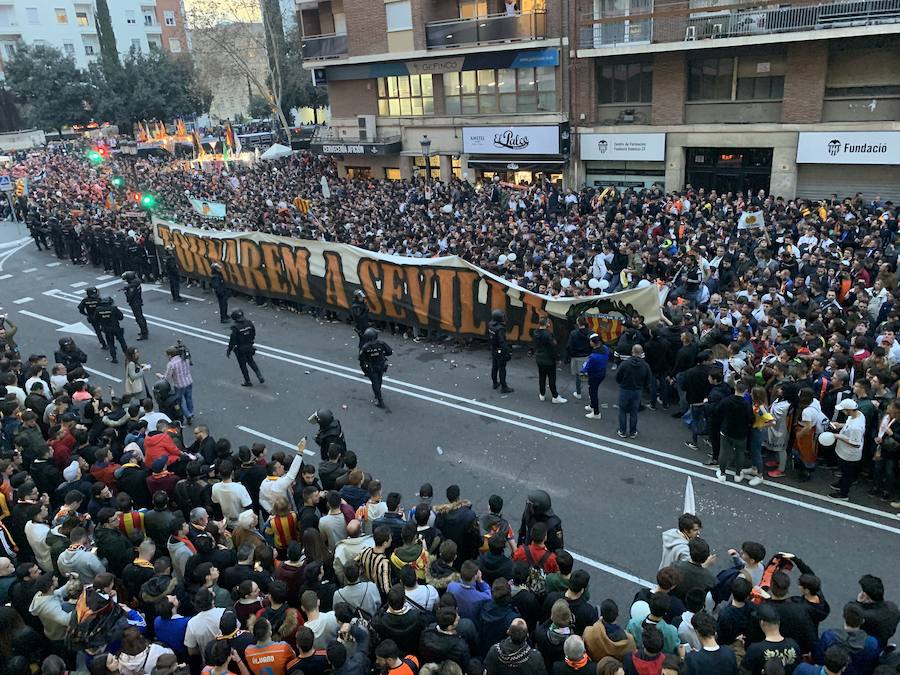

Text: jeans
xmin=570 ymin=357 xmax=588 ymax=395
xmin=588 ymin=375 xmax=604 ymax=414
xmin=676 ymin=372 xmax=688 ymax=413
xmin=719 ymin=433 xmax=749 ymax=474
xmin=836 ymin=457 xmax=859 ymax=497
xmin=873 ymin=455 xmax=896 ymax=494
xmin=749 ymin=427 xmax=764 ymax=472
xmin=618 ymin=388 xmax=641 ymax=435
xmin=538 ymin=363 xmax=558 ymax=398
xmin=649 ymin=372 xmax=668 ymax=405
xmin=175 ymin=384 xmax=194 ymax=419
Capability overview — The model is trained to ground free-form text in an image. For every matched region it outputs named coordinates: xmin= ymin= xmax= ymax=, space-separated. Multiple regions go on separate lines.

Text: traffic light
xmin=87 ymin=146 xmax=109 ymax=165
xmin=111 ymin=175 xmax=125 ymax=189
xmin=139 ymin=193 xmax=157 ymax=209
xmin=130 ymin=191 xmax=142 ymax=204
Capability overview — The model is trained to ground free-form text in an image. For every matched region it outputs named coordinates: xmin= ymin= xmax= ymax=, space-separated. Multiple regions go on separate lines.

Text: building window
xmin=452 ymin=157 xmax=462 ymax=179
xmin=85 ymin=44 xmax=95 ymax=55
xmin=148 ymin=38 xmax=160 ymax=51
xmin=688 ymin=56 xmax=784 ymax=101
xmin=76 ymin=11 xmax=89 ymax=26
xmin=597 ymin=62 xmax=652 ymax=104
xmin=164 ymin=10 xmax=176 ymax=26
xmin=131 ymin=38 xmax=141 ymax=53
xmin=414 ymin=155 xmax=441 ymax=181
xmin=125 ymin=10 xmax=136 ymax=24
xmin=144 ymin=11 xmax=155 ymax=26
xmin=385 ymin=0 xmax=413 ymax=31
xmin=377 ymin=74 xmax=434 ymax=116
xmin=385 ymin=168 xmax=401 ymax=180
xmin=55 ymin=8 xmax=68 ymax=23
xmin=445 ymin=67 xmax=556 ymax=114
xmin=168 ymin=37 xmax=182 ymax=52
xmin=63 ymin=43 xmax=75 ymax=56
xmin=459 ymin=0 xmax=489 ymax=17
xmin=26 ymin=7 xmax=39 ymax=24
xmin=3 ymin=43 xmax=16 ymax=60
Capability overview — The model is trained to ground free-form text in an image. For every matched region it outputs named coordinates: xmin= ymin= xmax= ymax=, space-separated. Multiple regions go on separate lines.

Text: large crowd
xmin=0 ymin=143 xmax=899 ymax=675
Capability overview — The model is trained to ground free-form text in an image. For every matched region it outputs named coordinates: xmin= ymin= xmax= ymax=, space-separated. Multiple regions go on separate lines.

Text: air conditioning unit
xmin=357 ymin=115 xmax=376 ymax=141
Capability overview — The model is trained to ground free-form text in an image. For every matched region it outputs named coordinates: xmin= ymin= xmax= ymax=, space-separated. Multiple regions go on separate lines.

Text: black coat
xmin=419 ymin=624 xmax=473 ymax=669
xmin=117 ymin=465 xmax=151 ymax=509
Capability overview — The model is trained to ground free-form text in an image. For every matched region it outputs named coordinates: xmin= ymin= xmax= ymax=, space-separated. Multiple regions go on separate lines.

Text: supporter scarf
xmin=175 ymin=536 xmax=197 ymax=553
xmin=565 ymin=655 xmax=590 ymax=669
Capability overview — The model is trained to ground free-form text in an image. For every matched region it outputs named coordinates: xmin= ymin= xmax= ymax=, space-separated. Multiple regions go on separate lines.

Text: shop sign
xmin=580 ymin=133 xmax=666 ymax=161
xmin=463 ymin=125 xmax=560 ymax=155
xmin=796 ymin=131 xmax=900 ymax=165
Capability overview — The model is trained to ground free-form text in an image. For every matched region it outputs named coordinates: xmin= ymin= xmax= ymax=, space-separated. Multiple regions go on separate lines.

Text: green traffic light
xmin=140 ymin=193 xmax=156 ymax=208
xmin=111 ymin=176 xmax=125 ymax=188
xmin=87 ymin=150 xmax=102 ymax=164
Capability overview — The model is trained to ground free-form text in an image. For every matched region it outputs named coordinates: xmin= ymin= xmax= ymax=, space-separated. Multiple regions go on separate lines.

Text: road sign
xmin=0 ymin=175 xmax=11 ymax=192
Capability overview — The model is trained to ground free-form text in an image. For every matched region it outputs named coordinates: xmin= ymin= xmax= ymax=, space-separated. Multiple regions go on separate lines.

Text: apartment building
xmin=300 ymin=0 xmax=900 ymax=200
xmin=299 ymin=0 xmax=570 ymax=185
xmin=0 ymin=0 xmax=188 ymax=74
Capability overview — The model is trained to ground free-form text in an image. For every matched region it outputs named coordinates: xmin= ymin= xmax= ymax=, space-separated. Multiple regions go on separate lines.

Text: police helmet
xmin=491 ymin=309 xmax=506 ymax=323
xmin=363 ymin=327 xmax=378 ymax=341
xmin=526 ymin=489 xmax=552 ymax=515
xmin=103 ymin=297 xmax=114 ymax=304
xmin=312 ymin=409 xmax=334 ymax=427
xmin=58 ymin=337 xmax=74 ymax=348
xmin=353 ymin=290 xmax=366 ymax=301
xmin=121 ymin=271 xmax=136 ymax=282
xmin=211 ymin=263 xmax=222 ymax=272
xmin=230 ymin=310 xmax=244 ymax=321
xmin=86 ymin=287 xmax=99 ymax=298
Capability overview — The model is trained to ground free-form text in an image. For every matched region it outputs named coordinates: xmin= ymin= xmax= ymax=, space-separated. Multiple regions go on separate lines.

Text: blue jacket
xmin=580 ymin=346 xmax=609 ymax=378
xmin=815 ymin=628 xmax=880 ymax=675
xmin=447 ymin=580 xmax=492 ymax=622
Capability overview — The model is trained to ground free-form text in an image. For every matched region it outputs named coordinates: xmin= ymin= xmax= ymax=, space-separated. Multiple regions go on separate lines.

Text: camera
xmin=173 ymin=339 xmax=193 ymax=365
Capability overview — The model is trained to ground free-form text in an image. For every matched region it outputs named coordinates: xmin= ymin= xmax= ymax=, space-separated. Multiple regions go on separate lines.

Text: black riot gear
xmin=78 ymin=289 xmax=107 ymax=348
xmin=122 ymin=274 xmax=148 ymax=340
xmin=359 ymin=333 xmax=392 ymax=409
xmin=54 ymin=338 xmax=87 ymax=375
xmin=211 ymin=266 xmax=230 ymax=323
xmin=226 ymin=315 xmax=264 ymax=386
xmin=164 ymin=247 xmax=183 ymax=302
xmin=517 ymin=489 xmax=564 ymax=551
xmin=350 ymin=293 xmax=371 ymax=348
xmin=492 ymin=309 xmax=506 ymax=323
xmin=94 ymin=297 xmax=128 ymax=363
xmin=308 ymin=410 xmax=346 ymax=460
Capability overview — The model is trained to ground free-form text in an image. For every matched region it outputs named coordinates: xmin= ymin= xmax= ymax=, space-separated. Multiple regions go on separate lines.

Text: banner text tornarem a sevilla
xmin=154 ymin=220 xmax=659 ymax=344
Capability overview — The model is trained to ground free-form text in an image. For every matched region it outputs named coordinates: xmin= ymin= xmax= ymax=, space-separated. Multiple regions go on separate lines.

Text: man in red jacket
xmin=144 ymin=419 xmax=181 ymax=468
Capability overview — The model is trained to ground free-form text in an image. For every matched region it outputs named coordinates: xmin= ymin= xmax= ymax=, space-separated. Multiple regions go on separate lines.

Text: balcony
xmin=579 ymin=0 xmax=900 ymax=50
xmin=426 ymin=11 xmax=546 ymax=49
xmin=301 ymin=32 xmax=347 ymax=60
xmin=309 ymin=129 xmax=402 ymax=156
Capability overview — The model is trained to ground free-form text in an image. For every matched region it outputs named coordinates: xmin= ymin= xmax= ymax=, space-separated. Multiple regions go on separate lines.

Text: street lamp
xmin=420 ymin=135 xmax=432 ymax=183
xmin=120 ymin=141 xmax=139 ymax=187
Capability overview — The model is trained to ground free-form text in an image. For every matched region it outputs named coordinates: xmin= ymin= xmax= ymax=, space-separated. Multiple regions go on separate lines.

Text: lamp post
xmin=420 ymin=134 xmax=432 ymax=183
xmin=120 ymin=141 xmax=139 ymax=187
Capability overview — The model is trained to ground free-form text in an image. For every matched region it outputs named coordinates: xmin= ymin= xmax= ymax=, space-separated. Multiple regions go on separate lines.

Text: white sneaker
xmin=739 ymin=468 xmax=754 ymax=477
xmin=539 ymin=394 xmax=545 ymax=402
xmin=748 ymin=474 xmax=764 ymax=487
xmin=552 ymin=396 xmax=568 ymax=404
xmin=716 ymin=470 xmax=726 ymax=483
xmin=733 ymin=472 xmax=745 ymax=483
xmin=572 ymin=392 xmax=582 ymax=400
xmin=584 ymin=405 xmax=593 ymax=411
xmin=585 ymin=412 xmax=601 ymax=420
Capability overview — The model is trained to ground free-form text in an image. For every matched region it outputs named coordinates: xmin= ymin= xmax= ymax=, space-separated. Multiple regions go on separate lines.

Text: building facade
xmin=301 ymin=0 xmax=900 ymax=200
xmin=0 ymin=0 xmax=188 ymax=74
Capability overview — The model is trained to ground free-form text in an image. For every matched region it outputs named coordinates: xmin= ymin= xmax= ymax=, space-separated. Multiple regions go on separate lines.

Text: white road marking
xmin=46 ymin=262 xmax=62 ymax=267
xmin=96 ymin=275 xmax=113 ymax=280
xmin=84 ymin=367 xmax=122 ymax=383
xmin=16 ymin=310 xmax=96 ymax=336
xmin=0 ymin=273 xmax=11 ymax=280
xmin=70 ymin=282 xmax=89 ymax=288
xmin=144 ymin=286 xmax=206 ymax=302
xmin=45 ymin=289 xmax=900 ymax=534
xmin=0 ymin=240 xmax=32 ymax=271
xmin=235 ymin=425 xmax=316 ymax=456
xmin=0 ymin=237 xmax=32 ymax=250
xmin=12 ymin=297 xmax=33 ymax=304
xmin=22 ymin=267 xmax=37 ymax=273
xmin=95 ymin=279 xmax=123 ymax=289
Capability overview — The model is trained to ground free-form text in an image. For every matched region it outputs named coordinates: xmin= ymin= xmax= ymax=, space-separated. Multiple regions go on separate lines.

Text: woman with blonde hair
xmin=264 ymin=495 xmax=299 ymax=558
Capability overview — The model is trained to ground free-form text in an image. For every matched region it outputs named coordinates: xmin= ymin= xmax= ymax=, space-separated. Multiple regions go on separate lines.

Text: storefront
xmin=579 ymin=133 xmax=666 ymax=189
xmin=684 ymin=147 xmax=773 ymax=195
xmin=463 ymin=124 xmax=568 ymax=185
xmin=795 ymin=131 xmax=900 ymax=202
xmin=307 ymin=138 xmax=404 ymax=179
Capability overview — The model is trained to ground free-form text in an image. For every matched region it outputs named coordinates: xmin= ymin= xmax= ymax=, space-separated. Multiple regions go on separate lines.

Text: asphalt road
xmin=3 ymin=221 xmax=900 ymax=625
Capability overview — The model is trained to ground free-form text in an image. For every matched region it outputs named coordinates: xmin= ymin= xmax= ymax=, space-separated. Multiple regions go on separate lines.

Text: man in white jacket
xmin=24 ymin=503 xmax=53 ymax=572
xmin=258 ymin=437 xmax=307 ymax=515
xmin=29 ymin=572 xmax=75 ymax=644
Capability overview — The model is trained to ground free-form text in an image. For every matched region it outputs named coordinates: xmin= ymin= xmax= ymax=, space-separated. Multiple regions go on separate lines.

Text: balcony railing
xmin=579 ymin=0 xmax=900 ymax=48
xmin=301 ymin=32 xmax=347 ymax=60
xmin=426 ymin=10 xmax=546 ymax=49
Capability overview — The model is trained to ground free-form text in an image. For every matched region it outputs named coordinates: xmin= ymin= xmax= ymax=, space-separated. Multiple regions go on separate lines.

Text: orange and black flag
xmin=192 ymin=128 xmax=206 ymax=159
xmin=175 ymin=118 xmax=187 ymax=137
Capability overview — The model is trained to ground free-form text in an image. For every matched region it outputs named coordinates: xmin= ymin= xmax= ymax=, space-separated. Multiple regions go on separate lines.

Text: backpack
xmin=523 ymin=546 xmax=552 ymax=597
xmin=479 ymin=516 xmax=509 ymax=554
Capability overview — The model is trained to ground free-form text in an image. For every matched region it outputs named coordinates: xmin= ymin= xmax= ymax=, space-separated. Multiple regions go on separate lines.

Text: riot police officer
xmin=164 ymin=246 xmax=183 ymax=302
xmin=122 ymin=271 xmax=149 ymax=340
xmin=64 ymin=222 xmax=83 ymax=265
xmin=307 ymin=408 xmax=346 ymax=461
xmin=49 ymin=217 xmax=65 ymax=259
xmin=54 ymin=337 xmax=87 ymax=378
xmin=78 ymin=287 xmax=107 ymax=349
xmin=226 ymin=310 xmax=264 ymax=386
xmin=488 ymin=309 xmax=514 ymax=393
xmin=27 ymin=213 xmax=47 ymax=251
xmin=350 ymin=290 xmax=370 ymax=348
xmin=517 ymin=489 xmax=564 ymax=552
xmin=94 ymin=296 xmax=129 ymax=364
xmin=359 ymin=327 xmax=392 ymax=409
xmin=210 ymin=263 xmax=230 ymax=323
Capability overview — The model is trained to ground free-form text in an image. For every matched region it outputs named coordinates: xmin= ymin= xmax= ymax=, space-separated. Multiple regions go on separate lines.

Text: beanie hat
xmin=63 ymin=461 xmax=80 ymax=482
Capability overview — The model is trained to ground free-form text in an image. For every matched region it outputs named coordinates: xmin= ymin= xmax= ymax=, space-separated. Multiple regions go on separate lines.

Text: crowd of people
xmin=1 ymin=141 xmax=899 ymax=674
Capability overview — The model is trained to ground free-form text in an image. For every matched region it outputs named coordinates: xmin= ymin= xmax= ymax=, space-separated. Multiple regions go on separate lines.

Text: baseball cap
xmin=835 ymin=399 xmax=858 ymax=411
